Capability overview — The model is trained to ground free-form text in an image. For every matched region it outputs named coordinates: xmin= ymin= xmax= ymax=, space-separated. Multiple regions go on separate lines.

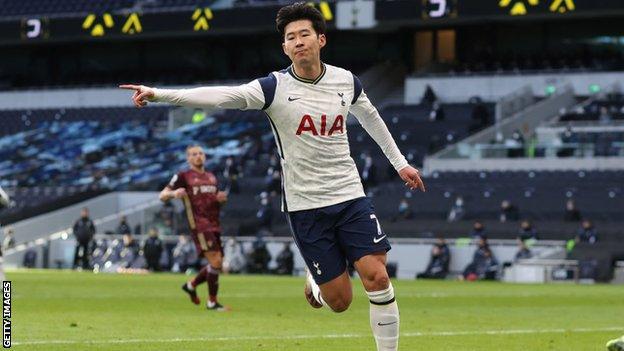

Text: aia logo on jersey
xmin=296 ymin=114 xmax=344 ymax=136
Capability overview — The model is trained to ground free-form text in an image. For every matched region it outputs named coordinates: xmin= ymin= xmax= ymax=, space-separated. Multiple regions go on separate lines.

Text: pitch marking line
xmin=13 ymin=326 xmax=623 ymax=346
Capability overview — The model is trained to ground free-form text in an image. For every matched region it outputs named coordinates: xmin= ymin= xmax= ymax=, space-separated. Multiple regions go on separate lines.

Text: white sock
xmin=306 ymin=269 xmax=326 ymax=306
xmin=367 ymin=283 xmax=399 ymax=351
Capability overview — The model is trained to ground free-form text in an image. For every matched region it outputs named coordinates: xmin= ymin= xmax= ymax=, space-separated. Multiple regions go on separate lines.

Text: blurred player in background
xmin=159 ymin=145 xmax=229 ymax=311
xmin=121 ymin=3 xmax=424 ymax=349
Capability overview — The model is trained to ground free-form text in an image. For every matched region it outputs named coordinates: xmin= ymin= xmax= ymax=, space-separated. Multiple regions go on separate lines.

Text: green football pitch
xmin=9 ymin=270 xmax=624 ymax=350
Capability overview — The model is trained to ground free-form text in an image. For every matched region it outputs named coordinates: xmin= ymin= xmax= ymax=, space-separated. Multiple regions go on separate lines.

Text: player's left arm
xmin=349 ymin=86 xmax=425 ymax=192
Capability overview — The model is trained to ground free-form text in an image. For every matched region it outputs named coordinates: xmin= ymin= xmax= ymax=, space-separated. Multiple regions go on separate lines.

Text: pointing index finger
xmin=414 ymin=174 xmax=426 ymax=192
xmin=119 ymin=84 xmax=140 ymax=90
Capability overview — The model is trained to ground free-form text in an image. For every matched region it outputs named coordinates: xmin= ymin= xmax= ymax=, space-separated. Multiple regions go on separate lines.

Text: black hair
xmin=276 ymin=2 xmax=326 ymax=41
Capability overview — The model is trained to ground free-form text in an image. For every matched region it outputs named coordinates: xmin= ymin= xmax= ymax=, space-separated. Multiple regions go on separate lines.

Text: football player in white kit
xmin=121 ymin=3 xmax=425 ymax=350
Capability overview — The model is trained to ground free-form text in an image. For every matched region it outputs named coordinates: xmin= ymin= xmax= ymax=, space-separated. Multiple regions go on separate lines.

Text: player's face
xmin=186 ymin=147 xmax=206 ymax=168
xmin=282 ymin=20 xmax=326 ymax=67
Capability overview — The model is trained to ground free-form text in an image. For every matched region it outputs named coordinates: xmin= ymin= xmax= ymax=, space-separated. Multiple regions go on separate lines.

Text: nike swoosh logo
xmin=373 ymin=235 xmax=387 ymax=243
xmin=288 ymin=97 xmax=301 ymax=101
xmin=377 ymin=321 xmax=397 ymax=326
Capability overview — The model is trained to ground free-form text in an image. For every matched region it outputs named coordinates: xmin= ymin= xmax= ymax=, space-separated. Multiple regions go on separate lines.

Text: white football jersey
xmin=154 ymin=63 xmax=408 ymax=212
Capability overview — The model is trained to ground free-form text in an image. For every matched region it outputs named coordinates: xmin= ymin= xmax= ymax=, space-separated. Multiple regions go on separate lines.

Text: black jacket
xmin=425 ymin=244 xmax=450 ymax=276
xmin=73 ymin=217 xmax=96 ymax=244
xmin=116 ymin=222 xmax=132 ymax=235
xmin=143 ymin=237 xmax=163 ymax=259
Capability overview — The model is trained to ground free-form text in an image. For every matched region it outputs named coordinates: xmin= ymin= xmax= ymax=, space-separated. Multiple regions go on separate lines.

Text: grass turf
xmin=10 ymin=269 xmax=624 ymax=350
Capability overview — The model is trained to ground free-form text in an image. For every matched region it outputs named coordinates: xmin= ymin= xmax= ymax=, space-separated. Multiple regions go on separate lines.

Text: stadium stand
xmin=559 ymin=100 xmax=624 ymax=122
xmin=349 ymin=101 xmax=495 ymax=167
xmin=443 ymin=52 xmax=624 ymax=76
xmin=374 ymin=170 xmax=624 ymax=222
xmin=0 ymin=106 xmax=169 ymax=137
xmin=1 ymin=97 xmax=621 ymax=241
xmin=0 ymin=98 xmax=494 ymax=220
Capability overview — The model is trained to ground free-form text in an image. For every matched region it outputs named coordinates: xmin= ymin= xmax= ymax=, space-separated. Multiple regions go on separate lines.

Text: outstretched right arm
xmin=119 ymin=81 xmax=266 ymax=110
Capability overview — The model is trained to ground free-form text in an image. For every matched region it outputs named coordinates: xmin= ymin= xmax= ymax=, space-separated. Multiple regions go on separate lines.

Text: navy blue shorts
xmin=287 ymin=197 xmax=391 ymax=285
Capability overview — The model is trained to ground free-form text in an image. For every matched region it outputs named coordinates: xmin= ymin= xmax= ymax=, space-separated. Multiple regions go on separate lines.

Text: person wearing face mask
xmin=462 ymin=236 xmax=499 ymax=281
xmin=416 ymin=237 xmax=450 ymax=279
